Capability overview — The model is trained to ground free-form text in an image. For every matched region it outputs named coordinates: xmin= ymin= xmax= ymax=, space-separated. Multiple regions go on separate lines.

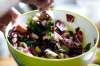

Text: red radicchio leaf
xmin=66 ymin=14 xmax=75 ymax=23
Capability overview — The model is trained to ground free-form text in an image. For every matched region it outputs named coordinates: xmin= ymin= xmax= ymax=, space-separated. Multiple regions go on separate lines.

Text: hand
xmin=21 ymin=0 xmax=53 ymax=11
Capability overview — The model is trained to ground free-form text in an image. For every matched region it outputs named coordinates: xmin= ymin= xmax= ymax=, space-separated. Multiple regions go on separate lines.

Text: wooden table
xmin=0 ymin=56 xmax=18 ymax=66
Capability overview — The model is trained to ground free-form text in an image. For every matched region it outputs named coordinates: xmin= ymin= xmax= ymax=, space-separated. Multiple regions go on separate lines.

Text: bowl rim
xmin=6 ymin=9 xmax=99 ymax=61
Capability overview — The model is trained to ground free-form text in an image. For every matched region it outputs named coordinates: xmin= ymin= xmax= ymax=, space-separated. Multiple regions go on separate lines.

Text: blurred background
xmin=1 ymin=0 xmax=100 ymax=32
xmin=0 ymin=0 xmax=100 ymax=66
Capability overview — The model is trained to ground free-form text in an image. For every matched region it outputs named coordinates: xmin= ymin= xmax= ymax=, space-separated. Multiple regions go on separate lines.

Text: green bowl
xmin=5 ymin=10 xmax=99 ymax=66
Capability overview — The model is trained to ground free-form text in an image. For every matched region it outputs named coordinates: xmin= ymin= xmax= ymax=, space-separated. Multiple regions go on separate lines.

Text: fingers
xmin=21 ymin=0 xmax=54 ymax=11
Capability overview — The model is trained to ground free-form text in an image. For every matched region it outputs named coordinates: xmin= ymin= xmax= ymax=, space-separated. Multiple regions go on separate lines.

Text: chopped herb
xmin=84 ymin=43 xmax=91 ymax=52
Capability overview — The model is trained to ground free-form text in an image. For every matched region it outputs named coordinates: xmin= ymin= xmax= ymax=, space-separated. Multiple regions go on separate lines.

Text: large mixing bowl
xmin=5 ymin=10 xmax=99 ymax=66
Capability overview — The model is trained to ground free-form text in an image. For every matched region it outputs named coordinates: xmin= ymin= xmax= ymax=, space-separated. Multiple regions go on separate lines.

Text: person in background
xmin=0 ymin=0 xmax=53 ymax=17
xmin=0 ymin=0 xmax=53 ymax=32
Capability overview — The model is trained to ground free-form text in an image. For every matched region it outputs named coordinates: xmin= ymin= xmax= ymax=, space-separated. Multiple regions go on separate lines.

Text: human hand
xmin=21 ymin=0 xmax=53 ymax=11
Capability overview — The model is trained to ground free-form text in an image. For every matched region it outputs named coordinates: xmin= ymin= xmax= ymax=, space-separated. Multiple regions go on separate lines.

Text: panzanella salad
xmin=8 ymin=11 xmax=91 ymax=59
